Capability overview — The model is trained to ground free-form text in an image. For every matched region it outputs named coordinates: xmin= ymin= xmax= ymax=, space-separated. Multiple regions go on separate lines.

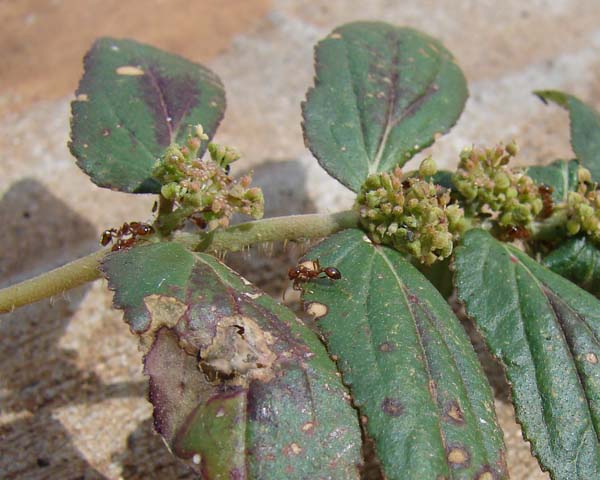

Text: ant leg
xmin=313 ymin=259 xmax=321 ymax=272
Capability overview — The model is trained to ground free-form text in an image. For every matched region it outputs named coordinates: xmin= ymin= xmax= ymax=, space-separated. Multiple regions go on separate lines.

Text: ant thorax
xmin=299 ymin=260 xmax=319 ymax=272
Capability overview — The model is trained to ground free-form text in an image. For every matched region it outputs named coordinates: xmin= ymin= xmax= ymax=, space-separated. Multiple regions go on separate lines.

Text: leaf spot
xmin=306 ymin=302 xmax=328 ymax=319
xmin=192 ymin=454 xmax=201 ymax=465
xmin=447 ymin=446 xmax=470 ymax=468
xmin=101 ymin=128 xmax=111 ymax=137
xmin=381 ymin=397 xmax=404 ymax=417
xmin=76 ymin=93 xmax=88 ymax=101
xmin=474 ymin=466 xmax=498 ymax=480
xmin=301 ymin=421 xmax=315 ymax=433
xmin=329 ymin=33 xmax=342 ymax=39
xmin=116 ymin=65 xmax=145 ymax=76
xmin=509 ymin=254 xmax=518 ymax=263
xmin=215 ymin=407 xmax=225 ymax=418
xmin=379 ymin=341 xmax=396 ymax=352
xmin=476 ymin=472 xmax=494 ymax=480
xmin=444 ymin=400 xmax=464 ymax=425
xmin=586 ymin=352 xmax=598 ymax=364
xmin=283 ymin=443 xmax=303 ymax=456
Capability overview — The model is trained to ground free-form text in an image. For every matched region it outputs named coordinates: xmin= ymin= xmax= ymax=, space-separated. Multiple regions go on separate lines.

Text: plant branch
xmin=0 ymin=249 xmax=107 ymax=314
xmin=183 ymin=210 xmax=360 ymax=253
xmin=0 ymin=210 xmax=360 ymax=314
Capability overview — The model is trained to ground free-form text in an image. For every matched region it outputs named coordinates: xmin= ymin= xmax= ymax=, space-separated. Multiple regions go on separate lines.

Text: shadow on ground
xmin=0 ymin=180 xmax=144 ymax=479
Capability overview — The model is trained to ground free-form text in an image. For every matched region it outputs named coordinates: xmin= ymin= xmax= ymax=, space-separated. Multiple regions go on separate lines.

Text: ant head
xmin=288 ymin=266 xmax=301 ymax=279
xmin=100 ymin=230 xmax=113 ymax=246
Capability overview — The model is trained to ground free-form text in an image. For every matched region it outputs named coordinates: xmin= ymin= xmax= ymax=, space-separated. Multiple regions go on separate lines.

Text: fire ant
xmin=538 ymin=184 xmax=554 ymax=218
xmin=100 ymin=221 xmax=154 ymax=251
xmin=288 ymin=259 xmax=341 ymax=291
xmin=501 ymin=224 xmax=530 ymax=241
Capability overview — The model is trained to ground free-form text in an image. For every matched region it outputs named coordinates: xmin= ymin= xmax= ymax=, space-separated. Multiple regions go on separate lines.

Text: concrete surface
xmin=2 ymin=0 xmax=600 ymax=478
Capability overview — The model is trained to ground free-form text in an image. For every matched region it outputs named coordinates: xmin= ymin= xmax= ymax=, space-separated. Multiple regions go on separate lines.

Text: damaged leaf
xmin=301 ymin=229 xmax=507 ymax=479
xmin=455 ymin=229 xmax=600 ymax=479
xmin=102 ymin=243 xmax=362 ymax=479
xmin=303 ymin=21 xmax=468 ymax=192
xmin=70 ymin=38 xmax=226 ymax=193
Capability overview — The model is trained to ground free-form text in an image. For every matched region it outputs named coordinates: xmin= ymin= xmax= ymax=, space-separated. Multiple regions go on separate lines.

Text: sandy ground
xmin=2 ymin=1 xmax=600 ymax=478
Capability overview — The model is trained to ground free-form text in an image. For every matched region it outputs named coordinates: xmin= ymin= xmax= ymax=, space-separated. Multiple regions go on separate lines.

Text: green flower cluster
xmin=152 ymin=125 xmax=264 ymax=231
xmin=452 ymin=142 xmax=543 ymax=229
xmin=355 ymin=158 xmax=465 ymax=265
xmin=565 ymin=167 xmax=600 ymax=243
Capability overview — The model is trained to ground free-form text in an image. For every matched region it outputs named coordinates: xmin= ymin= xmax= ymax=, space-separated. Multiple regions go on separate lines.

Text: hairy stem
xmin=185 ymin=210 xmax=360 ymax=253
xmin=0 ymin=210 xmax=360 ymax=314
xmin=0 ymin=249 xmax=107 ymax=314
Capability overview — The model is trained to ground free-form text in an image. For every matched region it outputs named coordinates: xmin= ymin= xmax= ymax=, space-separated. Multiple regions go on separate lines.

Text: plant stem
xmin=0 ymin=210 xmax=360 ymax=314
xmin=184 ymin=210 xmax=360 ymax=253
xmin=0 ymin=249 xmax=107 ymax=314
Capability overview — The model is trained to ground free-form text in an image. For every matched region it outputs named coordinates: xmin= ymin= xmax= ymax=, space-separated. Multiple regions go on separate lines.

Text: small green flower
xmin=565 ymin=167 xmax=600 ymax=244
xmin=355 ymin=158 xmax=464 ymax=265
xmin=452 ymin=141 xmax=544 ymax=234
xmin=152 ymin=124 xmax=264 ymax=232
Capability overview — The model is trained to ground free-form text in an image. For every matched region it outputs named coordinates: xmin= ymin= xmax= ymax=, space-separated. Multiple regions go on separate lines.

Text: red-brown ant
xmin=501 ymin=224 xmax=530 ymax=241
xmin=100 ymin=221 xmax=154 ymax=251
xmin=287 ymin=259 xmax=341 ymax=291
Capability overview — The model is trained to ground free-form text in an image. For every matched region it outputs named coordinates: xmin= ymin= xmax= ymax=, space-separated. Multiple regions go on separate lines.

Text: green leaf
xmin=102 ymin=243 xmax=362 ymax=479
xmin=302 ymin=22 xmax=468 ymax=192
xmin=526 ymin=158 xmax=579 ymax=203
xmin=455 ymin=229 xmax=600 ymax=479
xmin=301 ymin=229 xmax=507 ymax=479
xmin=535 ymin=90 xmax=600 ymax=181
xmin=544 ymin=236 xmax=600 ymax=297
xmin=70 ymin=38 xmax=226 ymax=193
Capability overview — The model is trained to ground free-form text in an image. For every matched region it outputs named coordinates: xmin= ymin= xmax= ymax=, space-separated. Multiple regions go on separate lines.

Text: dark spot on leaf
xmin=443 ymin=400 xmax=464 ymax=425
xmin=139 ymin=66 xmax=200 ymax=146
xmin=379 ymin=341 xmax=396 ymax=352
xmin=101 ymin=127 xmax=111 ymax=137
xmin=509 ymin=254 xmax=518 ymax=263
xmin=247 ymin=381 xmax=276 ymax=423
xmin=230 ymin=467 xmax=243 ymax=480
xmin=37 ymin=458 xmax=50 ymax=468
xmin=381 ymin=397 xmax=404 ymax=417
xmin=446 ymin=445 xmax=470 ymax=468
xmin=408 ymin=293 xmax=419 ymax=303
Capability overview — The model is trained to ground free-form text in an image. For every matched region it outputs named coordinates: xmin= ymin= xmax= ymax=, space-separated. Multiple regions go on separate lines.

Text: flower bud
xmin=419 ymin=156 xmax=437 ymax=177
xmin=578 ymin=167 xmax=592 ymax=184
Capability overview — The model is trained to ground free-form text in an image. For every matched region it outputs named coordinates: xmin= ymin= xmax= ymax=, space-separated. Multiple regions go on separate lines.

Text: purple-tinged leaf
xmin=102 ymin=243 xmax=362 ymax=478
xmin=70 ymin=38 xmax=225 ymax=193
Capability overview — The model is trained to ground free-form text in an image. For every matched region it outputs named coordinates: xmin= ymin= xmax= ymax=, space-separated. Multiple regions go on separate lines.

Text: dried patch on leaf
xmin=585 ymin=352 xmax=598 ymax=364
xmin=140 ymin=294 xmax=188 ymax=352
xmin=443 ymin=400 xmax=464 ymax=425
xmin=446 ymin=445 xmax=470 ymax=468
xmin=116 ymin=65 xmax=145 ymax=76
xmin=306 ymin=302 xmax=328 ymax=319
xmin=199 ymin=315 xmax=277 ymax=385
